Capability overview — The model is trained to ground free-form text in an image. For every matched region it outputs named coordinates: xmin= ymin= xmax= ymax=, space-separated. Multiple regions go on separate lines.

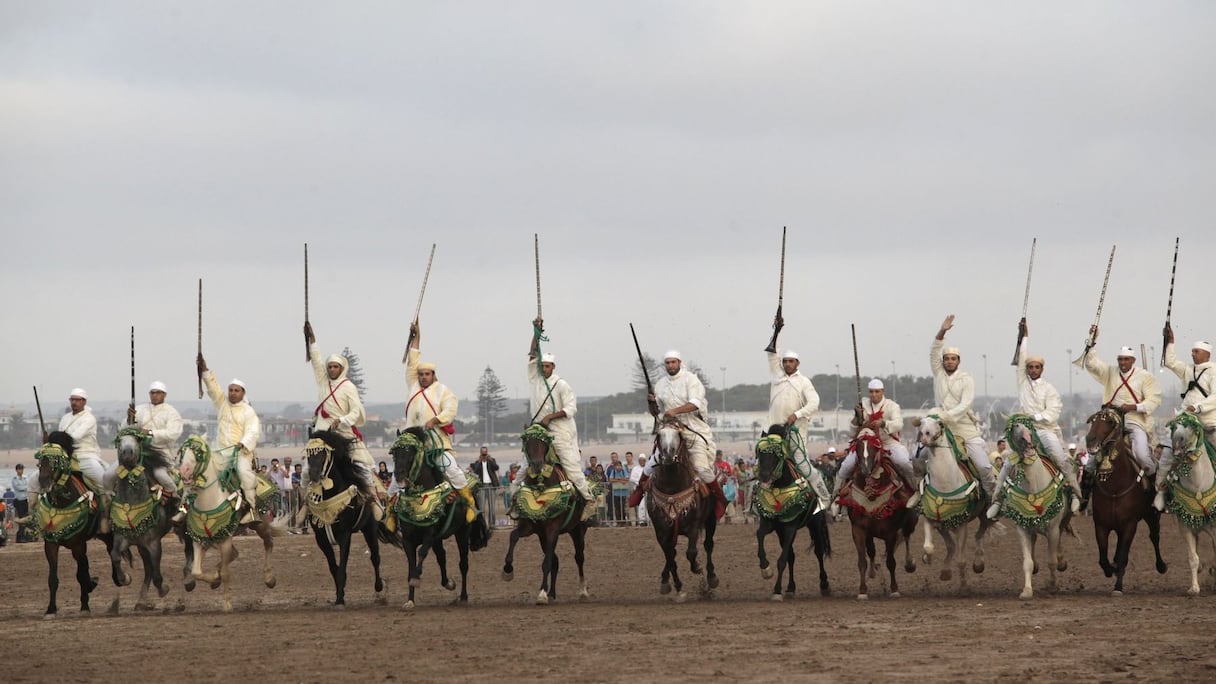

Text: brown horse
xmin=1085 ymin=407 xmax=1167 ymax=594
xmin=836 ymin=429 xmax=917 ymax=599
xmin=645 ymin=422 xmax=718 ymax=601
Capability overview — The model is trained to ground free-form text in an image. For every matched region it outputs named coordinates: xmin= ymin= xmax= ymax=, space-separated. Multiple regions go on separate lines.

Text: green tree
xmin=342 ymin=346 xmax=367 ymax=397
xmin=477 ymin=366 xmax=509 ymax=443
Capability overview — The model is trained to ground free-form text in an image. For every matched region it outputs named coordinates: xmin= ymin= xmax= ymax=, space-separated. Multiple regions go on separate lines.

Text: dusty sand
xmin=3 ymin=506 xmax=1216 ymax=682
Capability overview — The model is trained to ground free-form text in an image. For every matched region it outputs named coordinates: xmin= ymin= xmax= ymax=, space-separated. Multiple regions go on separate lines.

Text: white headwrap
xmin=148 ymin=381 xmax=167 ymax=393
xmin=325 ymin=354 xmax=349 ymax=381
xmin=781 ymin=350 xmax=799 ymax=361
xmin=229 ymin=378 xmax=246 ymax=390
xmin=1117 ymin=346 xmax=1136 ymax=358
xmin=541 ymin=352 xmax=556 ymax=364
xmin=942 ymin=347 xmax=961 ymax=358
xmin=69 ymin=388 xmax=88 ymax=400
xmin=827 ymin=447 xmax=837 ymax=454
xmin=1193 ymin=341 xmax=1213 ymax=354
xmin=868 ymin=378 xmax=885 ymax=390
xmin=1068 ymin=443 xmax=1077 ymax=450
xmin=663 ymin=350 xmax=682 ymax=361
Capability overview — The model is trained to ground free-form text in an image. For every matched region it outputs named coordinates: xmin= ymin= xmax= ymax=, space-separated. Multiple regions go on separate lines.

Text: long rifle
xmin=303 ymin=243 xmax=310 ymax=361
xmin=402 ymin=243 xmax=437 ymax=362
xmin=630 ymin=323 xmax=653 ymax=399
xmin=1162 ymin=237 xmax=1179 ymax=366
xmin=33 ymin=385 xmax=46 ymax=442
xmin=129 ymin=326 xmax=136 ymax=425
xmin=851 ymin=323 xmax=862 ymax=404
xmin=1011 ymin=237 xmax=1037 ymax=365
xmin=197 ymin=278 xmax=204 ymax=399
xmin=1141 ymin=344 xmax=1149 ymax=371
xmin=1074 ymin=244 xmax=1117 ymax=365
xmin=534 ymin=233 xmax=543 ymax=319
xmin=763 ymin=226 xmax=787 ymax=353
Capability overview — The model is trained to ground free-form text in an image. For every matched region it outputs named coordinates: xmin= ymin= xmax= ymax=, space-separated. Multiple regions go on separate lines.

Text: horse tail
xmin=377 ymin=522 xmax=404 ymax=550
xmin=468 ymin=516 xmax=490 ymax=552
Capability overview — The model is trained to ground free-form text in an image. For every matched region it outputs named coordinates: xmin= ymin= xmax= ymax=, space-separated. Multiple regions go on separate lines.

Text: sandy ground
xmin=3 ymin=508 xmax=1216 ymax=683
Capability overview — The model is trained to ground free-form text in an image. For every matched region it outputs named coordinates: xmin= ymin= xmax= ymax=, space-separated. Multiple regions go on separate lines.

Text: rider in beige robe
xmin=198 ymin=355 xmax=261 ymax=522
xmin=528 ymin=319 xmax=596 ymax=518
xmin=1156 ymin=326 xmax=1216 ymax=510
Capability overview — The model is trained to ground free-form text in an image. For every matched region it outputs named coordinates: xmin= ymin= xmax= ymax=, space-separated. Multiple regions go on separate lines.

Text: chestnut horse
xmin=835 ymin=429 xmax=917 ymax=599
xmin=645 ymin=422 xmax=719 ymax=602
xmin=1084 ymin=407 xmax=1167 ymax=595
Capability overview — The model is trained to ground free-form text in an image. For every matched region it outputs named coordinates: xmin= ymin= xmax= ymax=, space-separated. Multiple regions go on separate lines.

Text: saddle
xmin=837 ymin=457 xmax=912 ymax=521
xmin=1001 ymin=456 xmax=1068 ymax=531
xmin=752 ymin=481 xmax=816 ymax=523
xmin=390 ymin=481 xmax=455 ymax=527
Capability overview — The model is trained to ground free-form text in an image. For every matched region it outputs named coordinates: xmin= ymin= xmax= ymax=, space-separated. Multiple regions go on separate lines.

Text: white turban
xmin=781 ymin=350 xmax=799 ymax=361
xmin=827 ymin=447 xmax=837 ymax=454
xmin=1193 ymin=341 xmax=1213 ymax=354
xmin=228 ymin=378 xmax=246 ymax=390
xmin=868 ymin=378 xmax=885 ymax=390
xmin=663 ymin=349 xmax=682 ymax=361
xmin=325 ymin=354 xmax=349 ymax=380
xmin=541 ymin=352 xmax=556 ymax=364
xmin=1068 ymin=443 xmax=1077 ymax=450
xmin=942 ymin=347 xmax=961 ymax=357
xmin=69 ymin=388 xmax=88 ymax=400
xmin=148 ymin=381 xmax=167 ymax=393
xmin=1117 ymin=346 xmax=1136 ymax=358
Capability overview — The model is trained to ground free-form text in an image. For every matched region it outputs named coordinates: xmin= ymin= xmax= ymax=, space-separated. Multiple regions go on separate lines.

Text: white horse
xmin=1164 ymin=412 xmax=1216 ymax=595
xmin=917 ymin=416 xmax=996 ymax=586
xmin=1003 ymin=415 xmax=1072 ymax=599
xmin=178 ymin=436 xmax=282 ymax=612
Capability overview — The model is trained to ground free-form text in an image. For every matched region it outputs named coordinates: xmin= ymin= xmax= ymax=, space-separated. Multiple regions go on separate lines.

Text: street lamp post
xmin=1066 ymin=348 xmax=1073 ymax=397
xmin=720 ymin=366 xmax=727 ymax=415
xmin=834 ymin=363 xmax=841 ymax=437
xmin=890 ymin=360 xmax=897 ymax=401
xmin=982 ymin=353 xmax=989 ymax=398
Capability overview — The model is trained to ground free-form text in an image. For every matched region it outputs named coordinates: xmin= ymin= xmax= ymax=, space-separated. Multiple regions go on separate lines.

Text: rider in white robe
xmin=930 ymin=316 xmax=996 ymax=498
xmin=198 ymin=356 xmax=261 ymax=522
xmin=105 ymin=381 xmax=183 ymax=508
xmin=766 ymin=345 xmax=835 ymax=509
xmin=30 ymin=389 xmax=111 ymax=517
xmin=528 ymin=319 xmax=596 ymax=517
xmin=1156 ymin=329 xmax=1216 ymax=510
xmin=1078 ymin=326 xmax=1161 ymax=478
xmin=832 ymin=379 xmax=916 ymax=517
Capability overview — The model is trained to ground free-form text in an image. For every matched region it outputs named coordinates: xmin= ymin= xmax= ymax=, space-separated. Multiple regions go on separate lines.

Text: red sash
xmin=315 ymin=379 xmax=363 ymax=441
xmin=1110 ymin=370 xmax=1141 ymax=406
xmin=407 ymin=387 xmax=455 ymax=435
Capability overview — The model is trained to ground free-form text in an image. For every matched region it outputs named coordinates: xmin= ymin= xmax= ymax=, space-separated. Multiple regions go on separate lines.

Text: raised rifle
xmin=763 ymin=226 xmax=787 ymax=353
xmin=129 ymin=325 xmax=136 ymax=425
xmin=1162 ymin=237 xmax=1179 ymax=366
xmin=304 ymin=243 xmax=310 ymax=361
xmin=1011 ymin=237 xmax=1036 ymax=365
xmin=403 ymin=243 xmax=437 ymax=362
xmin=197 ymin=278 xmax=204 ymax=399
xmin=630 ymin=323 xmax=657 ymax=431
xmin=33 ymin=385 xmax=46 ymax=443
xmin=1074 ymin=244 xmax=1116 ymax=365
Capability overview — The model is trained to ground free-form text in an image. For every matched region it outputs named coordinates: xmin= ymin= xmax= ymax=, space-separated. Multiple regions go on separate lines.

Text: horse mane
xmin=309 ymin=430 xmax=357 ymax=481
xmin=143 ymin=445 xmax=173 ymax=473
xmin=47 ymin=430 xmax=74 ymax=455
xmin=763 ymin=424 xmax=788 ymax=440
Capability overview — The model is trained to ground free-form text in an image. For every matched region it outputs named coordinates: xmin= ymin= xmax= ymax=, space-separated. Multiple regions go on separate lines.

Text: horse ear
xmin=396 ymin=429 xmax=401 ymax=436
xmin=760 ymin=430 xmax=767 ymax=437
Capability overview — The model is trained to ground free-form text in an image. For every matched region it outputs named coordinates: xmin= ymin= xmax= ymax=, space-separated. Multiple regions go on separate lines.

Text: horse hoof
xmin=890 ymin=592 xmax=901 ymax=599
xmin=972 ymin=561 xmax=985 ymax=574
xmin=770 ymin=593 xmax=784 ymax=602
xmin=1102 ymin=567 xmax=1114 ymax=578
xmin=106 ymin=599 xmax=120 ymax=615
xmin=579 ymin=590 xmax=590 ymax=601
xmin=820 ymin=584 xmax=831 ymax=597
xmin=333 ymin=603 xmax=346 ymax=610
xmin=708 ymin=576 xmax=719 ymax=590
xmin=921 ymin=553 xmax=932 ymax=565
xmin=1057 ymin=560 xmax=1068 ymax=572
xmin=1111 ymin=590 xmax=1123 ymax=597
xmin=408 ymin=577 xmax=421 ymax=588
xmin=905 ymin=562 xmax=916 ymax=574
xmin=443 ymin=579 xmax=456 ymax=591
xmin=1156 ymin=562 xmax=1168 ymax=575
xmin=940 ymin=570 xmax=952 ymax=582
xmin=264 ymin=576 xmax=277 ymax=590
xmin=1187 ymin=587 xmax=1200 ymax=596
xmin=502 ymin=571 xmax=514 ymax=582
xmin=1032 ymin=562 xmax=1040 ymax=575
xmin=209 ymin=579 xmax=221 ymax=591
xmin=1019 ymin=590 xmax=1033 ymax=600
xmin=136 ymin=601 xmax=156 ymax=612
xmin=43 ymin=612 xmax=58 ymax=620
xmin=157 ymin=585 xmax=171 ymax=599
xmin=659 ymin=582 xmax=671 ymax=595
xmin=403 ymin=600 xmax=416 ymax=611
xmin=761 ymin=566 xmax=774 ymax=580
xmin=222 ymin=603 xmax=233 ymax=613
xmin=856 ymin=594 xmax=868 ymax=601
xmin=675 ymin=591 xmax=687 ymax=603
xmin=536 ymin=591 xmax=549 ymax=605
xmin=184 ymin=580 xmax=196 ymax=593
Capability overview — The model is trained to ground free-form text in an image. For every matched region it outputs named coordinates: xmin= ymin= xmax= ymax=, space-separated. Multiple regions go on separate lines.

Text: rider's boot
xmin=1064 ymin=469 xmax=1083 ymax=513
xmin=359 ymin=483 xmax=384 ymax=522
xmin=239 ymin=488 xmax=260 ymax=524
xmin=893 ymin=463 xmax=920 ymax=509
xmin=457 ymin=486 xmax=479 ymax=524
xmin=164 ymin=492 xmax=185 ymax=524
xmin=706 ymin=480 xmax=727 ymax=521
xmin=1152 ymin=466 xmax=1170 ymax=511
xmin=581 ymin=494 xmax=598 ymax=522
xmin=627 ymin=475 xmax=649 ymax=508
xmin=986 ymin=469 xmax=1006 ymax=520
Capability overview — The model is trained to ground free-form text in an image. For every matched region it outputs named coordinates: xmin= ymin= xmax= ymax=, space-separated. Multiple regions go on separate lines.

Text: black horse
xmin=107 ymin=428 xmax=195 ymax=613
xmin=388 ymin=427 xmax=489 ymax=610
xmin=645 ymin=422 xmax=718 ymax=601
xmin=754 ymin=424 xmax=831 ymax=600
xmin=501 ymin=424 xmax=590 ymax=604
xmin=33 ymin=431 xmax=115 ymax=615
xmin=305 ymin=430 xmax=390 ymax=607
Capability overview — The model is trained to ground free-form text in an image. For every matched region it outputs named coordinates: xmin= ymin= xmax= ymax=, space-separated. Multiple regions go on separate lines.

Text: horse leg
xmin=403 ymin=541 xmax=419 ymax=610
xmin=866 ymin=536 xmax=877 ymax=579
xmin=757 ymin=518 xmax=774 ymax=579
xmin=502 ymin=525 xmax=523 ymax=582
xmin=939 ymin=526 xmax=957 ymax=582
xmin=110 ymin=537 xmax=132 ymax=588
xmin=852 ymin=525 xmax=870 ymax=600
xmin=1018 ymin=529 xmax=1036 ymax=599
xmin=315 ymin=528 xmax=343 ymax=605
xmin=432 ymin=539 xmax=456 ymax=591
xmin=812 ymin=514 xmax=831 ymax=597
xmin=703 ymin=514 xmax=718 ymax=591
xmin=258 ymin=522 xmax=276 ymax=589
xmin=686 ymin=524 xmax=703 ymax=576
xmin=772 ymin=524 xmax=794 ymax=600
xmin=135 ymin=544 xmax=157 ymax=609
xmin=572 ymin=525 xmax=589 ymax=600
xmin=362 ymin=523 xmax=386 ymax=604
xmin=335 ymin=532 xmax=354 ymax=607
xmin=1145 ymin=507 xmax=1168 ymax=574
xmin=455 ymin=532 xmax=470 ymax=604
xmin=886 ymin=534 xmax=901 ymax=598
xmin=537 ymin=531 xmax=557 ymax=605
xmin=1183 ymin=523 xmax=1201 ymax=595
xmin=972 ymin=518 xmax=991 ymax=574
xmin=1111 ymin=522 xmax=1136 ymax=595
xmin=922 ymin=520 xmax=936 ymax=566
xmin=181 ymin=534 xmax=196 ymax=592
xmin=219 ymin=540 xmax=234 ymax=613
xmin=1046 ymin=523 xmax=1063 ymax=594
xmin=72 ymin=540 xmax=96 ymax=613
xmin=783 ymin=525 xmax=798 ymax=598
xmin=1095 ymin=519 xmax=1114 ymax=578
xmin=44 ymin=542 xmax=61 ymax=616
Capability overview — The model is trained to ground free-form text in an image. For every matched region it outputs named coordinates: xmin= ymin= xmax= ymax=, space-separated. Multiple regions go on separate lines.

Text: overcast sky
xmin=2 ymin=2 xmax=1214 ymax=412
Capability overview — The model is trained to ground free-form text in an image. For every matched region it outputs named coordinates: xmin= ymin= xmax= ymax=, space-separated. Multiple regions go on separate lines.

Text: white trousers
xmin=348 ymin=441 xmax=381 ymax=495
xmin=553 ymin=432 xmax=595 ymax=501
xmin=996 ymin=428 xmax=1079 ymax=496
xmin=1126 ymin=424 xmax=1155 ymax=475
xmin=27 ymin=452 xmax=110 ymax=498
xmin=237 ymin=453 xmax=257 ymax=504
xmin=439 ymin=451 xmax=469 ymax=489
xmin=836 ymin=442 xmax=914 ymax=489
xmin=962 ymin=437 xmax=995 ymax=493
xmin=642 ymin=436 xmax=716 ymax=484
xmin=102 ymin=462 xmax=177 ymax=495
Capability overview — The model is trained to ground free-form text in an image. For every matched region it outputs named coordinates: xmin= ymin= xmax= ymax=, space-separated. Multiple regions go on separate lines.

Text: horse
xmin=916 ymin=415 xmax=995 ymax=586
xmin=1084 ymin=407 xmax=1167 ymax=595
xmin=177 ymin=435 xmax=282 ymax=612
xmin=388 ymin=427 xmax=489 ymax=610
xmin=501 ymin=423 xmax=590 ymax=605
xmin=31 ymin=431 xmax=115 ymax=616
xmin=107 ymin=427 xmax=195 ymax=613
xmin=1162 ymin=411 xmax=1216 ymax=595
xmin=1002 ymin=415 xmax=1074 ymax=599
xmin=644 ymin=421 xmax=718 ymax=602
xmin=753 ymin=424 xmax=831 ymax=600
xmin=304 ymin=430 xmax=389 ymax=608
xmin=835 ymin=428 xmax=917 ymax=600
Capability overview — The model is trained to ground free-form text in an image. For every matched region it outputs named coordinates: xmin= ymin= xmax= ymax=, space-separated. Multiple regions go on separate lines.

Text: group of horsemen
xmin=26 ymin=311 xmax=1216 ymax=532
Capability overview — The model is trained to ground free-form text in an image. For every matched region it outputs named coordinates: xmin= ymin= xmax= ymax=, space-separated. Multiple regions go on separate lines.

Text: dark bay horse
xmin=1085 ymin=407 xmax=1167 ymax=595
xmin=753 ymin=425 xmax=831 ymax=600
xmin=836 ymin=429 xmax=917 ymax=599
xmin=388 ymin=428 xmax=488 ymax=610
xmin=645 ymin=422 xmax=718 ymax=601
xmin=107 ymin=428 xmax=195 ymax=613
xmin=305 ymin=430 xmax=390 ymax=608
xmin=501 ymin=423 xmax=589 ymax=604
xmin=32 ymin=431 xmax=115 ymax=616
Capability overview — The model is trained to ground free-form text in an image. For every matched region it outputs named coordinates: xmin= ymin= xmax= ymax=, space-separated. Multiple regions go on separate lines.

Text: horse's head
xmin=520 ymin=424 xmax=555 ymax=477
xmin=1169 ymin=411 xmax=1203 ymax=459
xmin=851 ymin=428 xmax=884 ymax=484
xmin=306 ymin=429 xmax=349 ymax=486
xmin=114 ymin=427 xmax=149 ymax=470
xmin=36 ymin=432 xmax=74 ymax=491
xmin=1004 ymin=414 xmax=1037 ymax=456
xmin=1085 ymin=407 xmax=1124 ymax=454
xmin=653 ymin=422 xmax=685 ymax=468
xmin=390 ymin=427 xmax=430 ymax=488
xmin=755 ymin=424 xmax=788 ymax=485
xmin=919 ymin=415 xmax=944 ymax=446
